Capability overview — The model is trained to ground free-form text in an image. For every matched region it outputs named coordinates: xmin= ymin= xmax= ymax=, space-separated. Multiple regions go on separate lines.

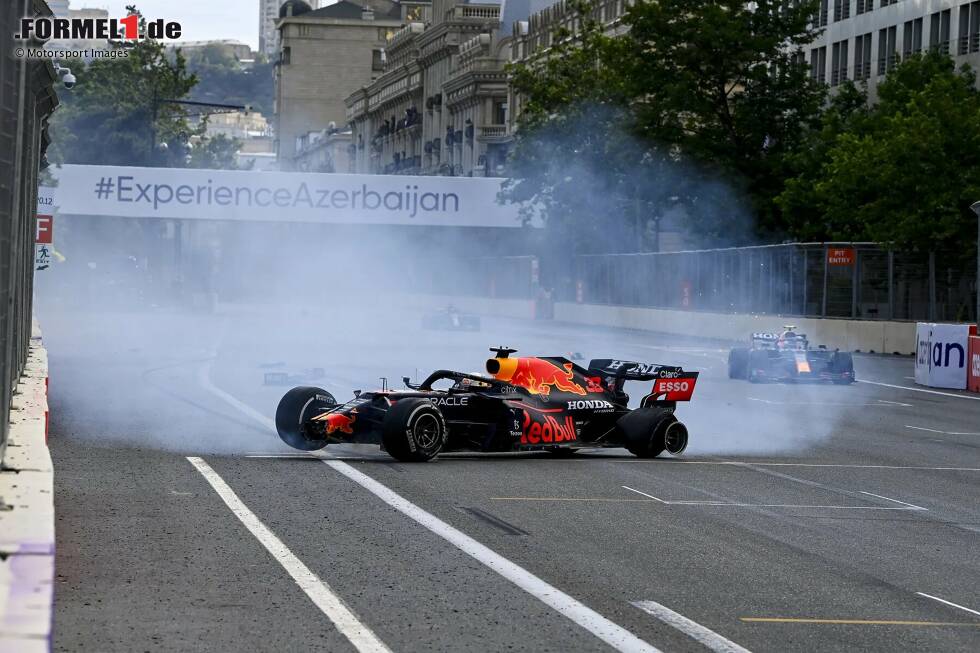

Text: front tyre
xmin=275 ymin=386 xmax=337 ymax=451
xmin=382 ymin=399 xmax=447 ymax=462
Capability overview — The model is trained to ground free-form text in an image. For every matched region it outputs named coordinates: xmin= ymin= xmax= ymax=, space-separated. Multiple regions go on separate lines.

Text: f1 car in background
xmin=276 ymin=347 xmax=699 ymax=461
xmin=728 ymin=326 xmax=855 ymax=384
xmin=421 ymin=304 xmax=481 ymax=331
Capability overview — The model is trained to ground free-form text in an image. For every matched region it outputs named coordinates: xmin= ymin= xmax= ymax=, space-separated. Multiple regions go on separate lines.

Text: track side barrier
xmin=0 ymin=324 xmax=53 ymax=652
xmin=399 ymin=293 xmax=918 ymax=354
xmin=969 ymin=336 xmax=980 ymax=394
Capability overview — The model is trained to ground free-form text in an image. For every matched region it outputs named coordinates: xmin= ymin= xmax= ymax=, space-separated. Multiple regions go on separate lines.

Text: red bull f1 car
xmin=275 ymin=347 xmax=699 ymax=461
xmin=727 ymin=327 xmax=855 ymax=384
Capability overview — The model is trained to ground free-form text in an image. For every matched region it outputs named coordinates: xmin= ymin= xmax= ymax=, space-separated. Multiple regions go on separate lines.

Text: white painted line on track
xmin=905 ymin=425 xmax=980 ymax=436
xmin=200 ymin=362 xmax=665 ymax=653
xmin=916 ymin=592 xmax=980 ymax=618
xmin=632 ymin=600 xmax=752 ymax=653
xmin=326 ymin=459 xmax=663 ymax=653
xmin=857 ymin=379 xmax=980 ymax=401
xmin=859 ymin=491 xmax=928 ymax=511
xmin=747 ymin=397 xmax=911 ymax=407
xmin=622 ymin=486 xmax=667 ymax=503
xmin=186 ymin=456 xmax=391 ymax=653
xmin=608 ymin=461 xmax=980 ymax=471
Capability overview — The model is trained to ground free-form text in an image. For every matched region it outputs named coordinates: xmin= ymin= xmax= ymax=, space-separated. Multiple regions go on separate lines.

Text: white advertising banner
xmin=915 ymin=322 xmax=971 ymax=389
xmin=49 ymin=164 xmax=533 ymax=228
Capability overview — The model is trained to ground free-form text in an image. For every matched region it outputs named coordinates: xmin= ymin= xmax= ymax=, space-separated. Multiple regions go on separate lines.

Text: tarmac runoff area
xmin=39 ymin=305 xmax=980 ymax=653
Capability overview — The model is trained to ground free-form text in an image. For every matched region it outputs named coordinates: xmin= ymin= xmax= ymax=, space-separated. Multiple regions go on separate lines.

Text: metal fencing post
xmin=821 ymin=245 xmax=829 ymax=317
xmin=887 ymin=250 xmax=895 ymax=320
xmin=851 ymin=248 xmax=859 ymax=318
xmin=802 ymin=248 xmax=808 ymax=316
xmin=928 ymin=252 xmax=937 ymax=321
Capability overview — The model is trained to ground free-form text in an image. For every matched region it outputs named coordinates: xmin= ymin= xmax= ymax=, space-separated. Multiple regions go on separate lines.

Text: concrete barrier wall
xmin=400 ymin=293 xmax=917 ymax=354
xmin=0 ymin=324 xmax=53 ymax=652
xmin=553 ymin=303 xmax=916 ymax=354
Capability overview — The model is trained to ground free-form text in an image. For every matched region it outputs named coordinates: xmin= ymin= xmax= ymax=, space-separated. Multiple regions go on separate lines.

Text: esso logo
xmin=661 ymin=381 xmax=690 ymax=393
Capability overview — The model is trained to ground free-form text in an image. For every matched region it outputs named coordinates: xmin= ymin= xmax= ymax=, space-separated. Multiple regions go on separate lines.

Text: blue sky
xmin=74 ymin=0 xmax=267 ymax=50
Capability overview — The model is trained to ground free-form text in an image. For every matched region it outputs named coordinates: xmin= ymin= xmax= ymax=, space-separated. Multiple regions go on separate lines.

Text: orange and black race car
xmin=275 ymin=347 xmax=699 ymax=462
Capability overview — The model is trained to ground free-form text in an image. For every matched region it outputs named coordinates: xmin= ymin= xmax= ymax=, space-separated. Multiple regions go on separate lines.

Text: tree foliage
xmin=49 ymin=10 xmax=198 ymax=167
xmin=778 ymin=50 xmax=980 ymax=255
xmin=503 ymin=0 xmax=824 ymax=247
xmin=49 ymin=6 xmax=261 ymax=170
xmin=181 ymin=44 xmax=275 ymax=118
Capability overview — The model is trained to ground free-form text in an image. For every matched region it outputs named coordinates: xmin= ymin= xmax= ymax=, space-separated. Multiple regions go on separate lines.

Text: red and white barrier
xmin=969 ymin=336 xmax=980 ymax=394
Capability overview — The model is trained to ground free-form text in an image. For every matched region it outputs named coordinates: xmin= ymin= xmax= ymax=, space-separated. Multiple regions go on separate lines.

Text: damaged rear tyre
xmin=617 ymin=407 xmax=674 ymax=458
xmin=275 ymin=386 xmax=337 ymax=451
xmin=382 ymin=399 xmax=446 ymax=462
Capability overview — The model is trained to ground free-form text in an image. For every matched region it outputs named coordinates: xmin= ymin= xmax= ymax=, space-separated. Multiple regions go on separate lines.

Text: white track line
xmin=201 ymin=363 xmax=664 ymax=653
xmin=859 ymin=491 xmax=928 ymax=511
xmin=186 ymin=456 xmax=391 ymax=653
xmin=326 ymin=459 xmax=662 ymax=653
xmin=622 ymin=486 xmax=667 ymax=503
xmin=905 ymin=425 xmax=980 ymax=436
xmin=632 ymin=601 xmax=752 ymax=653
xmin=857 ymin=379 xmax=980 ymax=401
xmin=608 ymin=461 xmax=980 ymax=471
xmin=916 ymin=593 xmax=980 ymax=618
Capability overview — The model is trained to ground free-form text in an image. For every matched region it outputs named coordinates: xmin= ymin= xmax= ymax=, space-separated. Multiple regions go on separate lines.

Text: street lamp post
xmin=972 ymin=201 xmax=980 ymax=323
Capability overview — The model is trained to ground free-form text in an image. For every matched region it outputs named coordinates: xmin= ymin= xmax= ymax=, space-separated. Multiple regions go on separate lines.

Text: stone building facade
xmin=274 ymin=0 xmax=409 ymax=170
xmin=346 ymin=0 xmax=518 ymax=177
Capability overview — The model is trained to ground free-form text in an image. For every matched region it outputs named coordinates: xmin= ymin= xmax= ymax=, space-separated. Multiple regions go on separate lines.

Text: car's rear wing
xmin=587 ymin=359 xmax=667 ymax=380
xmin=588 ymin=359 xmax=699 ymax=402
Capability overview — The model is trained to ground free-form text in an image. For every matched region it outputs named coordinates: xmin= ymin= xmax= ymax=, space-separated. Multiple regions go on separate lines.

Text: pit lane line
xmin=916 ymin=593 xmax=980 ymax=618
xmin=186 ymin=456 xmax=392 ymax=653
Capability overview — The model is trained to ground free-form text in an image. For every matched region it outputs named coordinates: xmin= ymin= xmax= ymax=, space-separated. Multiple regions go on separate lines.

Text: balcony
xmin=477 ymin=125 xmax=509 ymax=142
xmin=445 ymin=4 xmax=500 ymax=22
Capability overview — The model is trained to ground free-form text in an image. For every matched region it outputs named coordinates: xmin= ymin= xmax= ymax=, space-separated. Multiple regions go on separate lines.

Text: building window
xmin=818 ymin=0 xmax=828 ymax=27
xmin=877 ymin=26 xmax=896 ymax=75
xmin=931 ymin=10 xmax=952 ymax=54
xmin=493 ymin=100 xmax=507 ymax=125
xmin=281 ymin=46 xmax=291 ymax=65
xmin=810 ymin=46 xmax=827 ymax=83
xmin=880 ymin=0 xmax=899 ymax=7
xmin=957 ymin=3 xmax=980 ymax=55
xmin=371 ymin=49 xmax=384 ymax=71
xmin=298 ymin=24 xmax=311 ymax=37
xmin=830 ymin=39 xmax=849 ymax=86
xmin=856 ymin=0 xmax=872 ymax=15
xmin=854 ymin=32 xmax=872 ymax=80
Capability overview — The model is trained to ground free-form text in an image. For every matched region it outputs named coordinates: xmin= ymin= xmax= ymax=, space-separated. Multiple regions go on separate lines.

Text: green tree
xmin=187 ymin=133 xmax=242 ymax=169
xmin=504 ymin=0 xmax=824 ymax=248
xmin=181 ymin=45 xmax=275 ymax=118
xmin=778 ymin=51 xmax=980 ymax=255
xmin=49 ymin=8 xmax=198 ymax=167
xmin=616 ymin=0 xmax=824 ymax=237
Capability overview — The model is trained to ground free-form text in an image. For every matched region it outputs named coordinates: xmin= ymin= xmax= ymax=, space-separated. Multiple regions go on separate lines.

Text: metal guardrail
xmin=568 ymin=243 xmax=977 ymax=322
xmin=1 ymin=0 xmax=58 ymax=462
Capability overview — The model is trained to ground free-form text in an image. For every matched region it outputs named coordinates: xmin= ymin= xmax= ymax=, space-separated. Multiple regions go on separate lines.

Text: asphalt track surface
xmin=42 ymin=304 xmax=980 ymax=652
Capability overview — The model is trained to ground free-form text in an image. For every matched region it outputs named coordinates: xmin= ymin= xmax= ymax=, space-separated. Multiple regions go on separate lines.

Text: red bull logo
xmin=521 ymin=412 xmax=577 ymax=445
xmin=314 ymin=412 xmax=356 ymax=435
xmin=487 ymin=357 xmax=586 ymax=396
